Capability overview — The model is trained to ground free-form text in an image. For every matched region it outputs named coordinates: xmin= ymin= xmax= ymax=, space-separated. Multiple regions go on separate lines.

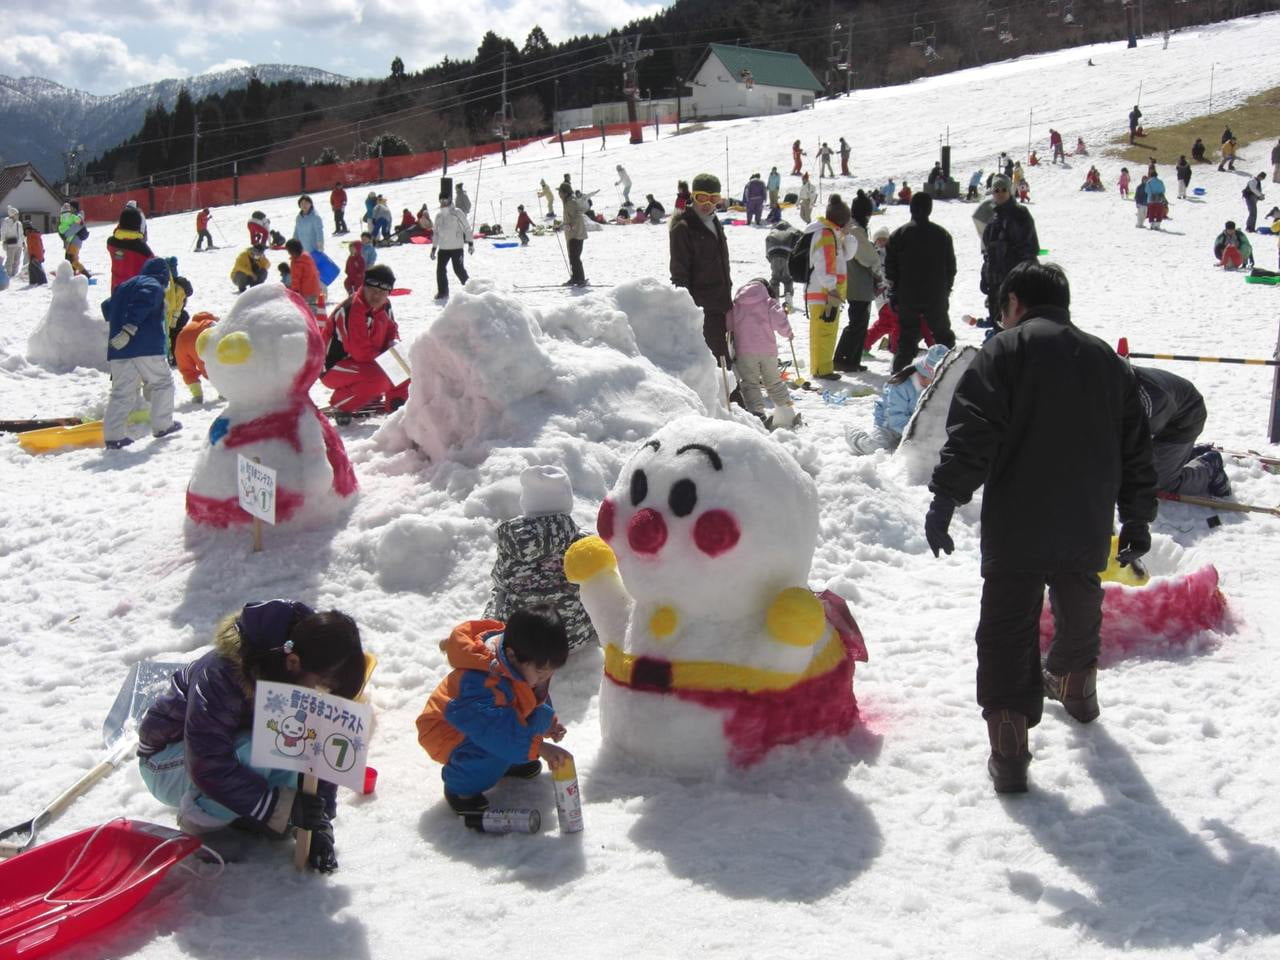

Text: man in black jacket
xmin=1134 ymin=366 xmax=1230 ymax=496
xmin=925 ymin=262 xmax=1157 ymax=794
xmin=980 ymin=176 xmax=1039 ymax=328
xmin=884 ymin=192 xmax=956 ymax=373
xmin=669 ymin=172 xmax=733 ymax=364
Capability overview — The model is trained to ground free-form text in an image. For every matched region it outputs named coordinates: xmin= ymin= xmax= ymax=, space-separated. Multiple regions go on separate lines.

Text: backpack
xmin=787 ymin=232 xmax=811 ymax=284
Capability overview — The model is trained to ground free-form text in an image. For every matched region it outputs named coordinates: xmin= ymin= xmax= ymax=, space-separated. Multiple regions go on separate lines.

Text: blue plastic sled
xmin=493 ymin=242 xmax=519 ymax=248
xmin=1193 ymin=187 xmax=1206 ymax=196
xmin=311 ymin=250 xmax=340 ymax=286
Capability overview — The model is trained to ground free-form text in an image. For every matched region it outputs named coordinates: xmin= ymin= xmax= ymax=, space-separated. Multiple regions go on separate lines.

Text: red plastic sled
xmin=389 ymin=288 xmax=412 ymax=297
xmin=0 ymin=820 xmax=203 ymax=959
xmin=409 ymin=235 xmax=430 ymax=244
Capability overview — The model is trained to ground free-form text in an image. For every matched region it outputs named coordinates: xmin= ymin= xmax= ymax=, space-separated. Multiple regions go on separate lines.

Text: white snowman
xmin=565 ymin=415 xmax=867 ymax=775
xmin=186 ymin=284 xmax=357 ymax=528
xmin=26 ymin=261 xmax=108 ymax=373
xmin=268 ymin=709 xmax=315 ymax=758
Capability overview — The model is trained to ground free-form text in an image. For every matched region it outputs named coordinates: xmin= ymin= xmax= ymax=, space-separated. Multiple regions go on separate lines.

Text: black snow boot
xmin=504 ymin=760 xmax=543 ymax=780
xmin=986 ymin=710 xmax=1031 ymax=794
xmin=444 ymin=790 xmax=490 ymax=815
xmin=1043 ymin=661 xmax=1100 ymax=723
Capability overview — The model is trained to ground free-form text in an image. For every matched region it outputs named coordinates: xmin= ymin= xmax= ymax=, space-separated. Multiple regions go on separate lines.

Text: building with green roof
xmin=684 ymin=43 xmax=824 ymax=120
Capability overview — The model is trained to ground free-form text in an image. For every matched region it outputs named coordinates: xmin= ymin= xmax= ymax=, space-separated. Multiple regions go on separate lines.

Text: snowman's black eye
xmin=669 ymin=479 xmax=697 ymax=517
xmin=630 ymin=469 xmax=648 ymax=506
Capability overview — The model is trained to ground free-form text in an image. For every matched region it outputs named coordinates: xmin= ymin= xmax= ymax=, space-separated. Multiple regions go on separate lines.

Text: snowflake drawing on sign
xmin=352 ymin=735 xmax=366 ymax=755
xmin=311 ymin=741 xmax=325 ymax=758
xmin=264 ymin=689 xmax=288 ymax=714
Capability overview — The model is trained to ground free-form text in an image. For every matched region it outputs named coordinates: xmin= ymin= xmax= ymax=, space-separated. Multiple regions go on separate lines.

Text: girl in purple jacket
xmin=726 ymin=279 xmax=798 ymax=429
xmin=137 ymin=600 xmax=365 ymax=872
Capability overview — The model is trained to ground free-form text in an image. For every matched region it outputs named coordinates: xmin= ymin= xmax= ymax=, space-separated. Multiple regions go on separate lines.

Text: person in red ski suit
xmin=320 ymin=264 xmax=410 ymax=414
xmin=344 ymin=242 xmax=366 ymax=295
xmin=791 ymin=140 xmax=805 ymax=176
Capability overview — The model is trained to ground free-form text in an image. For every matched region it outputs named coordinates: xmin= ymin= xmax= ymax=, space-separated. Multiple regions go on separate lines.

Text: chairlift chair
xmin=1046 ymin=0 xmax=1059 ymax=17
xmin=910 ymin=13 xmax=925 ymax=46
xmin=983 ymin=12 xmax=997 ymax=31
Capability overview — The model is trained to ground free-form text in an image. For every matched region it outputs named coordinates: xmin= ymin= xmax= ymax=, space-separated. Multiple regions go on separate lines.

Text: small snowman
xmin=26 ymin=261 xmax=108 ymax=373
xmin=565 ymin=415 xmax=867 ymax=774
xmin=268 ymin=709 xmax=316 ymax=757
xmin=186 ymin=284 xmax=357 ymax=528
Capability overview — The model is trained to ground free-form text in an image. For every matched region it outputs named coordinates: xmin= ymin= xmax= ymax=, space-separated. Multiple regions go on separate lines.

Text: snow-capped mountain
xmin=0 ymin=65 xmax=349 ymax=183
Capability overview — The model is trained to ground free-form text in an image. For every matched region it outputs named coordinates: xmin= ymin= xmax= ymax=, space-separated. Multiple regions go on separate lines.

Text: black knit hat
xmin=364 ymin=264 xmax=396 ymax=290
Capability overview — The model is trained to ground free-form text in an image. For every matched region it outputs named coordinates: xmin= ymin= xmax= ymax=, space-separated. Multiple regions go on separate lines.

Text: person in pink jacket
xmin=726 ymin=279 xmax=798 ymax=429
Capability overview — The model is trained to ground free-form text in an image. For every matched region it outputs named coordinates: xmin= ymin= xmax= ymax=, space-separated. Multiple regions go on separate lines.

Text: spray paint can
xmin=464 ymin=808 xmax=542 ymax=834
xmin=552 ymin=757 xmax=584 ymax=834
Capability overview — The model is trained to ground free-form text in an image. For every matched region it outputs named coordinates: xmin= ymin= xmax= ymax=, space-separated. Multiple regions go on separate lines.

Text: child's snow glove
xmin=924 ymin=494 xmax=956 ymax=557
xmin=1115 ymin=521 xmax=1151 ymax=568
xmin=292 ymin=789 xmax=339 ymax=873
xmin=109 ymin=324 xmax=138 ymax=350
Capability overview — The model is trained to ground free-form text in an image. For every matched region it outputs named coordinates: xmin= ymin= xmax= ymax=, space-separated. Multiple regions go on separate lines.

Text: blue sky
xmin=0 ymin=0 xmax=668 ymax=94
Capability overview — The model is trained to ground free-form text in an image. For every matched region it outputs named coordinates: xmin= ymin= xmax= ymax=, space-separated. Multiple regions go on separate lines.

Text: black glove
xmin=1116 ymin=521 xmax=1151 ymax=568
xmin=925 ymin=495 xmax=956 ymax=558
xmin=306 ymin=819 xmax=338 ymax=873
xmin=467 ymin=242 xmax=475 ymax=255
xmin=429 ymin=247 xmax=436 ymax=260
xmin=291 ymin=788 xmax=329 ymax=832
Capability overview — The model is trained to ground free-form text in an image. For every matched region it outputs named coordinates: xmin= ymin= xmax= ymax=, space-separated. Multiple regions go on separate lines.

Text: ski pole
xmin=552 ymin=225 xmax=570 ymax=273
xmin=718 ymin=357 xmax=733 ymax=409
xmin=1212 ymin=446 xmax=1280 ymax=470
xmin=788 ymin=337 xmax=808 ymax=388
xmin=212 ymin=220 xmax=229 ymax=246
xmin=1157 ymin=490 xmax=1280 ymax=518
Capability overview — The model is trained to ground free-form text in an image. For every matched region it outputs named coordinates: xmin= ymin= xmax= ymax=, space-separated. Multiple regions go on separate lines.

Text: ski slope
xmin=2 ymin=14 xmax=1280 ymax=959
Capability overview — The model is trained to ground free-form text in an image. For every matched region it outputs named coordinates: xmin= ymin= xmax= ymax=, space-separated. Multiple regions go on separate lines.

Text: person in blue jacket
xmin=292 ymin=195 xmax=325 ymax=254
xmin=417 ymin=605 xmax=572 ymax=817
xmin=846 ymin=343 xmax=950 ymax=454
xmin=137 ymin=600 xmax=366 ymax=872
xmin=102 ymin=257 xmax=180 ymax=449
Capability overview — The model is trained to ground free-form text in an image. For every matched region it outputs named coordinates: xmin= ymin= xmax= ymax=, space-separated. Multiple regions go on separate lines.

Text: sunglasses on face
xmin=365 ymin=281 xmax=393 ymax=292
xmin=692 ymin=191 xmax=721 ymax=204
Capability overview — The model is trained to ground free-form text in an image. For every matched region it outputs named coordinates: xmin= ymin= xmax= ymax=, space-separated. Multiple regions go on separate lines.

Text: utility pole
xmin=825 ymin=0 xmax=835 ymax=95
xmin=846 ymin=15 xmax=854 ymax=94
xmin=500 ymin=48 xmax=511 ymax=135
xmin=606 ymin=35 xmax=653 ymax=145
xmin=190 ymin=117 xmax=199 ymax=210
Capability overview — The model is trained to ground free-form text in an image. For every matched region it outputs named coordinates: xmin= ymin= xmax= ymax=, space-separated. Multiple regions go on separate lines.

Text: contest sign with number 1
xmin=249 ymin=681 xmax=372 ymax=792
xmin=237 ymin=454 xmax=277 ymax=525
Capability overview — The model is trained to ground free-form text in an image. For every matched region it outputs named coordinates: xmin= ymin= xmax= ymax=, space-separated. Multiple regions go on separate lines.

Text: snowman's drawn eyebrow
xmin=676 ymin=443 xmax=722 ymax=471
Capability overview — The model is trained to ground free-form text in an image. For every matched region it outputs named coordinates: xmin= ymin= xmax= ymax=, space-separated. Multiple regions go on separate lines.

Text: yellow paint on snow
xmin=564 ymin=535 xmax=616 ymax=583
xmin=216 ymin=331 xmax=253 ymax=365
xmin=765 ymin=588 xmax=826 ymax=646
xmin=649 ymin=605 xmax=678 ymax=639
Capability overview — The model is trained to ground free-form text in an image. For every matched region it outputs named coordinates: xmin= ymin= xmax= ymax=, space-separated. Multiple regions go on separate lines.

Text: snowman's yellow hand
xmin=564 ymin=536 xmax=617 ymax=584
xmin=765 ymin=588 xmax=826 ymax=647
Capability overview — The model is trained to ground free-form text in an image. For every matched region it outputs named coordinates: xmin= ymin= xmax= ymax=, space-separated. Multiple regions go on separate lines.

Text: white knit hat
xmin=520 ymin=465 xmax=574 ymax=517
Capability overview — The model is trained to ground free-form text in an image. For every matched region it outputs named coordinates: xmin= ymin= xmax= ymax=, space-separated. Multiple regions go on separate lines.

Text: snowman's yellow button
xmin=765 ymin=588 xmax=825 ymax=647
xmin=649 ymin=605 xmax=678 ymax=639
xmin=216 ymin=331 xmax=253 ymax=365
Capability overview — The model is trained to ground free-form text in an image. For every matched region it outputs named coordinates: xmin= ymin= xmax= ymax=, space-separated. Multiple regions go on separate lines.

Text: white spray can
xmin=552 ymin=756 xmax=584 ymax=834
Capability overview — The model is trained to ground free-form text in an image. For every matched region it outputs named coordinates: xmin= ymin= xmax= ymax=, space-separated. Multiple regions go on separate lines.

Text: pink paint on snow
xmin=185 ymin=488 xmax=307 ymax=528
xmin=1039 ymin=564 xmax=1227 ymax=664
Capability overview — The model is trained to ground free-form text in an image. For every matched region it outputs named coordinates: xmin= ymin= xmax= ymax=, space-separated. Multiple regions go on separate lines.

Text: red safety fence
xmin=75 ymin=134 xmax=548 ymax=224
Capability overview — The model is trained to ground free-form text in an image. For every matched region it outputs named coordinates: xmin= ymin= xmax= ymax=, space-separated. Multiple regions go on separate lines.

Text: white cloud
xmin=203 ymin=58 xmax=253 ymax=75
xmin=2 ymin=2 xmax=672 ymax=93
xmin=0 ymin=32 xmax=185 ymax=92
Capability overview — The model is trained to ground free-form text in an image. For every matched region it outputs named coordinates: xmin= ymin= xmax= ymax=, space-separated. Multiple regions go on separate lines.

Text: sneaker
xmin=152 ymin=420 xmax=182 ymax=439
xmin=985 ymin=709 xmax=1031 ymax=794
xmin=333 ymin=412 xmax=353 ymax=426
xmin=817 ymin=372 xmax=842 ymax=381
xmin=1042 ymin=661 xmax=1099 ymax=723
xmin=104 ymin=437 xmax=133 ymax=450
xmin=504 ymin=760 xmax=543 ymax=780
xmin=444 ymin=790 xmax=490 ymax=815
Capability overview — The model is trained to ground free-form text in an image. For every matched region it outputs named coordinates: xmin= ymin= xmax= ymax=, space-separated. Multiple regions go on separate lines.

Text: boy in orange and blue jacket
xmin=416 ymin=605 xmax=571 ymax=815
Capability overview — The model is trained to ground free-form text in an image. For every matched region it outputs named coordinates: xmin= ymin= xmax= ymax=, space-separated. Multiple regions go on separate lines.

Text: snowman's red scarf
xmin=605 ymin=591 xmax=868 ymax=767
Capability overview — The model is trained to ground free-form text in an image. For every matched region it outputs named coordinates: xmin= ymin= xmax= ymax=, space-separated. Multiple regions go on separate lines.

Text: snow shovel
xmin=0 ymin=659 xmax=183 ymax=858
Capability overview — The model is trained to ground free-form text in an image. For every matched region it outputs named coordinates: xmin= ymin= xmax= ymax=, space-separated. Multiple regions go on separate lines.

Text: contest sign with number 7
xmin=249 ymin=681 xmax=372 ymax=792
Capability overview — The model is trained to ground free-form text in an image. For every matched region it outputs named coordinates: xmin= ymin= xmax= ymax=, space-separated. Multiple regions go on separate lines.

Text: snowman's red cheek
xmin=597 ymin=498 xmax=615 ymax=542
xmin=628 ymin=508 xmax=667 ymax=555
xmin=693 ymin=509 xmax=739 ymax=556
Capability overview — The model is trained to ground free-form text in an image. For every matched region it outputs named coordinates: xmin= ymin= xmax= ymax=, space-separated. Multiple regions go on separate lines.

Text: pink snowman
xmin=565 ymin=415 xmax=867 ymax=774
xmin=186 ymin=285 xmax=357 ymax=527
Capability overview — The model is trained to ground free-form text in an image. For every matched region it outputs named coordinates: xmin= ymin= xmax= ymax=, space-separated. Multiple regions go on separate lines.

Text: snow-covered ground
xmin=3 ymin=15 xmax=1280 ymax=958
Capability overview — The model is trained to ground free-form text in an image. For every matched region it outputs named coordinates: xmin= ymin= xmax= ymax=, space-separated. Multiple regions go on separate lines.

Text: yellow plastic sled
xmin=17 ymin=420 xmax=104 ymax=454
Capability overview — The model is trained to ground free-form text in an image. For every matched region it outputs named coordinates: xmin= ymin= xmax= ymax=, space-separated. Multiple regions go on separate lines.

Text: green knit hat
xmin=691 ymin=173 xmax=721 ymax=194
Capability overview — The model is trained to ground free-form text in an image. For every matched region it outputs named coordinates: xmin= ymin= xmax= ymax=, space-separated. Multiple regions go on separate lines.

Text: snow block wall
xmin=896 ymin=345 xmax=979 ymax=485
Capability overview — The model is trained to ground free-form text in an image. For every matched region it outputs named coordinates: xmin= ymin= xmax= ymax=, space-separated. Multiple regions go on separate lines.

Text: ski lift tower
xmin=606 ymin=35 xmax=653 ymax=145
